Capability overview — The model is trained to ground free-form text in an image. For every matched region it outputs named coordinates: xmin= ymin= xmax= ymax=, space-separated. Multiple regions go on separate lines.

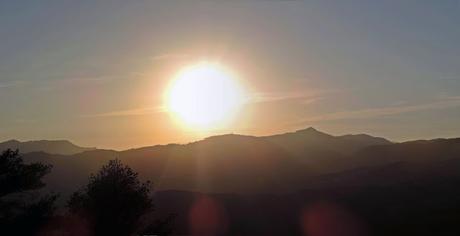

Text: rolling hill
xmin=0 ymin=139 xmax=95 ymax=155
xmin=16 ymin=127 xmax=460 ymax=196
xmin=8 ymin=128 xmax=460 ymax=235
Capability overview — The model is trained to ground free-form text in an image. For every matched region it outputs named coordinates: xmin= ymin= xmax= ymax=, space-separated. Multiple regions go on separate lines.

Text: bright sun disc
xmin=166 ymin=62 xmax=245 ymax=129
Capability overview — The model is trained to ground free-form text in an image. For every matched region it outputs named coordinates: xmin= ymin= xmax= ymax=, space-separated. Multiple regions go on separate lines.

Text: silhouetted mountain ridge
xmin=14 ymin=127 xmax=460 ymax=197
xmin=351 ymin=137 xmax=460 ymax=167
xmin=0 ymin=139 xmax=95 ymax=155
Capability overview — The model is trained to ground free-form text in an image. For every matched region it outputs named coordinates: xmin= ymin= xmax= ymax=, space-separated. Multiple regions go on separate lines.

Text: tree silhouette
xmin=0 ymin=149 xmax=57 ymax=234
xmin=68 ymin=159 xmax=173 ymax=236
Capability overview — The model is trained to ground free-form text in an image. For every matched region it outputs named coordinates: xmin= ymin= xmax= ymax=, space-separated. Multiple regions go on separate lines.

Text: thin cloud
xmin=300 ymin=96 xmax=460 ymax=123
xmin=249 ymin=89 xmax=336 ymax=104
xmin=83 ymin=106 xmax=167 ymax=118
xmin=50 ymin=75 xmax=121 ymax=86
xmin=250 ymin=92 xmax=312 ymax=103
xmin=63 ymin=75 xmax=116 ymax=82
xmin=0 ymin=80 xmax=26 ymax=89
xmin=151 ymin=53 xmax=190 ymax=61
xmin=33 ymin=75 xmax=123 ymax=91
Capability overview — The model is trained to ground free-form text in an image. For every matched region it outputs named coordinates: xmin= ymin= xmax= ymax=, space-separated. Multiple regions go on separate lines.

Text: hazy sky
xmin=1 ymin=0 xmax=459 ymax=149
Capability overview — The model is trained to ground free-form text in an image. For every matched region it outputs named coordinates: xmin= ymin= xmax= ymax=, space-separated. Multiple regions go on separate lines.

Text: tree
xmin=0 ymin=149 xmax=57 ymax=234
xmin=68 ymin=159 xmax=173 ymax=236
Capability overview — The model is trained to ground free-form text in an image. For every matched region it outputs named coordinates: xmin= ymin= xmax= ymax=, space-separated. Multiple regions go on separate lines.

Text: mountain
xmin=148 ymin=137 xmax=460 ymax=236
xmin=263 ymin=127 xmax=391 ymax=155
xmin=262 ymin=127 xmax=391 ymax=170
xmin=13 ymin=128 xmax=460 ymax=235
xmin=352 ymin=138 xmax=460 ymax=166
xmin=152 ymin=163 xmax=460 ymax=236
xmin=15 ymin=128 xmax=393 ymax=195
xmin=0 ymin=139 xmax=95 ymax=155
xmin=13 ymin=127 xmax=460 ymax=196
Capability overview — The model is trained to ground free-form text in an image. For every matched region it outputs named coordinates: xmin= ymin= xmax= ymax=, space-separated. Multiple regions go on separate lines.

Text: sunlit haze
xmin=166 ymin=62 xmax=246 ymax=130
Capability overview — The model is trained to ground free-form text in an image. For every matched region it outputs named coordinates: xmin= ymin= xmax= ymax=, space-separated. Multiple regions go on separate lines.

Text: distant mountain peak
xmin=0 ymin=139 xmax=95 ymax=155
xmin=2 ymin=139 xmax=20 ymax=144
xmin=292 ymin=127 xmax=332 ymax=137
xmin=29 ymin=139 xmax=72 ymax=144
xmin=305 ymin=127 xmax=318 ymax=131
xmin=296 ymin=127 xmax=322 ymax=133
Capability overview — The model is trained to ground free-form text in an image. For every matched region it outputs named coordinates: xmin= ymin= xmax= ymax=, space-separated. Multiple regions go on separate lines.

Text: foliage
xmin=0 ymin=149 xmax=57 ymax=234
xmin=0 ymin=149 xmax=51 ymax=197
xmin=68 ymin=159 xmax=173 ymax=236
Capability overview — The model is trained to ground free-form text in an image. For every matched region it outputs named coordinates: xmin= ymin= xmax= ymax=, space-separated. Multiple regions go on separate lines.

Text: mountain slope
xmin=263 ymin=127 xmax=391 ymax=156
xmin=0 ymin=139 xmax=95 ymax=155
xmin=20 ymin=128 xmax=460 ymax=195
xmin=8 ymin=130 xmax=460 ymax=236
xmin=351 ymin=138 xmax=460 ymax=167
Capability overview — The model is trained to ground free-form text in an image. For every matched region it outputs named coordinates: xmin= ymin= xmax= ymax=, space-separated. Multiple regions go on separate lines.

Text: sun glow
xmin=165 ymin=62 xmax=246 ymax=130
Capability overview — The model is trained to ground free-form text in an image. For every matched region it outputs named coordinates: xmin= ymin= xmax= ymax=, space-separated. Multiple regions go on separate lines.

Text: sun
xmin=165 ymin=62 xmax=246 ymax=130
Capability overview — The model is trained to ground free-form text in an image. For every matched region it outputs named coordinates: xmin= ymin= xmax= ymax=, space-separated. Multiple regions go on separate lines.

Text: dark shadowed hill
xmin=0 ymin=139 xmax=95 ymax=155
xmin=13 ymin=129 xmax=460 ymax=236
xmin=17 ymin=128 xmax=460 ymax=197
xmin=263 ymin=127 xmax=391 ymax=155
xmin=149 ymin=143 xmax=460 ymax=236
xmin=352 ymin=138 xmax=460 ymax=165
xmin=18 ymin=128 xmax=391 ymax=195
xmin=152 ymin=163 xmax=460 ymax=236
xmin=262 ymin=127 xmax=391 ymax=170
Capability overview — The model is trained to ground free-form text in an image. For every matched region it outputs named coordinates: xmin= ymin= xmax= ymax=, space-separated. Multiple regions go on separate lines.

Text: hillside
xmin=0 ymin=139 xmax=95 ymax=155
xmin=18 ymin=127 xmax=459 ymax=196
xmin=10 ymin=128 xmax=460 ymax=236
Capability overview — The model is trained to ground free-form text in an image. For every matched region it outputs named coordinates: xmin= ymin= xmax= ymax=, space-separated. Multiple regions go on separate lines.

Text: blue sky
xmin=1 ymin=0 xmax=459 ymax=149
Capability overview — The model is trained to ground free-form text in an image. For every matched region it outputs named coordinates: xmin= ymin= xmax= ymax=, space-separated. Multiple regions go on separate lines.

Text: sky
xmin=1 ymin=0 xmax=459 ymax=150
